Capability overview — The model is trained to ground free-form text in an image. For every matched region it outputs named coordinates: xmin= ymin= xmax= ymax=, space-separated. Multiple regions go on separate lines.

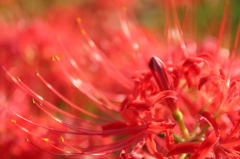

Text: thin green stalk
xmin=173 ymin=132 xmax=185 ymax=143
xmin=190 ymin=122 xmax=200 ymax=138
xmin=173 ymin=109 xmax=190 ymax=140
xmin=197 ymin=124 xmax=209 ymax=137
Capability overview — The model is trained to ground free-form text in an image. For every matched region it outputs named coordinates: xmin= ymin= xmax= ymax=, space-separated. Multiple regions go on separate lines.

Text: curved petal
xmin=146 ymin=121 xmax=176 ymax=134
xmin=167 ymin=142 xmax=200 ymax=156
xmin=153 ymin=90 xmax=177 ymax=105
xmin=190 ymin=132 xmax=219 ymax=159
xmin=125 ymin=100 xmax=151 ymax=112
xmin=146 ymin=134 xmax=164 ymax=159
xmin=198 ymin=111 xmax=220 ymax=136
xmin=198 ymin=74 xmax=223 ymax=90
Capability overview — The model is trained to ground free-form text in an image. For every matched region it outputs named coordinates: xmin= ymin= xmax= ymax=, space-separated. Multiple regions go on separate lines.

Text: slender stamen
xmin=53 ymin=59 xmax=122 ymax=120
xmin=170 ymin=0 xmax=188 ymax=57
xmin=75 ymin=19 xmax=133 ymax=89
xmin=217 ymin=0 xmax=229 ymax=54
xmin=9 ymin=107 xmax=147 ymax=135
xmin=36 ymin=72 xmax=114 ymax=122
xmin=55 ymin=36 xmax=119 ymax=109
xmin=115 ymin=1 xmax=143 ymax=63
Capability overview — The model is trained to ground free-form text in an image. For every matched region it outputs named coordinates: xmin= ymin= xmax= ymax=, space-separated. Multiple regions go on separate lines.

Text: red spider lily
xmin=1 ymin=0 xmax=240 ymax=158
xmin=0 ymin=9 xmax=89 ymax=158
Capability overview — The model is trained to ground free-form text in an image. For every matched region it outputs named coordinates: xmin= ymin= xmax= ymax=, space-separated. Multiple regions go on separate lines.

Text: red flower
xmin=1 ymin=0 xmax=240 ymax=158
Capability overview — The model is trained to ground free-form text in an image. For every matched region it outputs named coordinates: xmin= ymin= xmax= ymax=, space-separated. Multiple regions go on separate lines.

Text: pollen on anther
xmin=39 ymin=101 xmax=43 ymax=106
xmin=81 ymin=29 xmax=86 ymax=35
xmin=43 ymin=138 xmax=49 ymax=142
xmin=25 ymin=137 xmax=29 ymax=142
xmin=76 ymin=18 xmax=81 ymax=23
xmin=16 ymin=77 xmax=21 ymax=81
xmin=60 ymin=136 xmax=65 ymax=142
xmin=55 ymin=55 xmax=60 ymax=61
xmin=10 ymin=119 xmax=16 ymax=123
xmin=32 ymin=98 xmax=35 ymax=104
xmin=51 ymin=56 xmax=55 ymax=61
xmin=56 ymin=35 xmax=60 ymax=40
xmin=36 ymin=71 xmax=39 ymax=76
xmin=122 ymin=7 xmax=127 ymax=11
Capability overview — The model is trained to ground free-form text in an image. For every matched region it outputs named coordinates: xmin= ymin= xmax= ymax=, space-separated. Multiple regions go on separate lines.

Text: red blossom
xmin=1 ymin=0 xmax=240 ymax=158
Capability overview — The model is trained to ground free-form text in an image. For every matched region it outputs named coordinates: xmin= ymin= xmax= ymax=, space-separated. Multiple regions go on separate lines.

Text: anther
xmin=25 ymin=137 xmax=29 ymax=142
xmin=51 ymin=56 xmax=55 ymax=61
xmin=16 ymin=77 xmax=21 ymax=81
xmin=10 ymin=119 xmax=16 ymax=123
xmin=60 ymin=136 xmax=64 ymax=142
xmin=32 ymin=98 xmax=35 ymax=104
xmin=36 ymin=71 xmax=39 ymax=76
xmin=76 ymin=18 xmax=82 ymax=23
xmin=122 ymin=7 xmax=127 ymax=11
xmin=56 ymin=35 xmax=60 ymax=40
xmin=43 ymin=138 xmax=49 ymax=142
xmin=55 ymin=55 xmax=60 ymax=61
xmin=81 ymin=29 xmax=86 ymax=35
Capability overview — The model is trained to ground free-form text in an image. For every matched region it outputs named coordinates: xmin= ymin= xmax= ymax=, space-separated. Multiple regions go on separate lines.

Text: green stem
xmin=197 ymin=124 xmax=209 ymax=137
xmin=173 ymin=109 xmax=190 ymax=140
xmin=190 ymin=122 xmax=200 ymax=138
xmin=173 ymin=132 xmax=185 ymax=143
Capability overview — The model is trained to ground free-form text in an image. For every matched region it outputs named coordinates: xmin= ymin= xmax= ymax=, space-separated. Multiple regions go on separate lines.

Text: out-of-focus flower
xmin=1 ymin=0 xmax=240 ymax=158
xmin=0 ymin=6 xmax=86 ymax=158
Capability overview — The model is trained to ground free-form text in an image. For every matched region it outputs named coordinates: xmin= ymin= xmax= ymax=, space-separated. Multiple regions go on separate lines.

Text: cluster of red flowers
xmin=1 ymin=0 xmax=240 ymax=158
